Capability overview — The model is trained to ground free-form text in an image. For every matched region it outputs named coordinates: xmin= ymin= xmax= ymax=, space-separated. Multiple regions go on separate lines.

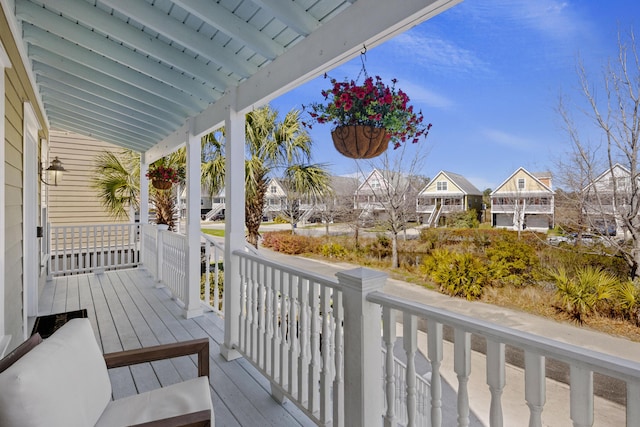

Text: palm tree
xmin=93 ymin=150 xmax=184 ymax=229
xmin=92 ymin=150 xmax=140 ymax=220
xmin=202 ymin=105 xmax=330 ymax=247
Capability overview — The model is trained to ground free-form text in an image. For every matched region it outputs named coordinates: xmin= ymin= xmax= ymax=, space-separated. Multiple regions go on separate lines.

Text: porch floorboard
xmin=38 ymin=268 xmax=315 ymax=427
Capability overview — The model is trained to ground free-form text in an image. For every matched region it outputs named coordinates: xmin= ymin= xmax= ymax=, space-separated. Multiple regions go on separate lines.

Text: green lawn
xmin=201 ymin=228 xmax=225 ymax=237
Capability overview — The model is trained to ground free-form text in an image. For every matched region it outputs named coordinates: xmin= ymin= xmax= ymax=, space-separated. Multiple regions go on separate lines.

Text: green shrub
xmin=421 ymin=249 xmax=489 ymax=300
xmin=486 ymin=239 xmax=540 ymax=287
xmin=445 ymin=209 xmax=480 ymax=228
xmin=549 ymin=266 xmax=618 ymax=323
xmin=615 ymin=279 xmax=640 ymax=325
xmin=320 ymin=242 xmax=348 ymax=258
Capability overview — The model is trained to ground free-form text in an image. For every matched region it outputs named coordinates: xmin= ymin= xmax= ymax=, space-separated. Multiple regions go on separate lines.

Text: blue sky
xmin=270 ymin=0 xmax=639 ymax=191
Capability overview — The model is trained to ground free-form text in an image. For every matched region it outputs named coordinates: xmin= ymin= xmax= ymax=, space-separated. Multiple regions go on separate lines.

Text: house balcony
xmin=416 ymin=204 xmax=465 ymax=214
xmin=41 ymin=223 xmax=640 ymax=426
xmin=490 ymin=204 xmax=554 ymax=215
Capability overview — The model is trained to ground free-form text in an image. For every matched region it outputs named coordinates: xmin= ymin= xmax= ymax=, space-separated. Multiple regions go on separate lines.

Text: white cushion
xmin=0 ymin=318 xmax=112 ymax=427
xmin=96 ymin=376 xmax=213 ymax=427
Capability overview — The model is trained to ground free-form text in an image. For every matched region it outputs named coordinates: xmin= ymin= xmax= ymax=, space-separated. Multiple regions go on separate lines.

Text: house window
xmin=270 ymin=185 xmax=277 ymax=193
xmin=517 ymin=178 xmax=525 ymax=190
xmin=370 ymin=179 xmax=381 ymax=189
xmin=436 ymin=181 xmax=447 ymax=191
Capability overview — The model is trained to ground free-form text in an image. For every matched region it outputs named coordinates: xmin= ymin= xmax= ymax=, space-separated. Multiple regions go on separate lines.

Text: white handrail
xmin=368 ymin=291 xmax=639 ymax=427
xmin=49 ymin=223 xmax=140 ymax=276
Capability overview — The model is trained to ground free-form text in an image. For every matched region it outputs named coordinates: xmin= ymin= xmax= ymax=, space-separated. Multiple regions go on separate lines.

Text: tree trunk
xmin=391 ymin=232 xmax=399 ymax=268
xmin=245 ymin=180 xmax=267 ymax=249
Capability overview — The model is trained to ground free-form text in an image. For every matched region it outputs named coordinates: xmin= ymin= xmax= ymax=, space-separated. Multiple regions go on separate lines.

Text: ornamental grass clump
xmin=304 ymin=74 xmax=431 ymax=149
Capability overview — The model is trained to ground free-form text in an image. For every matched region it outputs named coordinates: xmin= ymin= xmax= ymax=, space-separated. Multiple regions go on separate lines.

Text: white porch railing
xmin=229 ymin=251 xmax=640 ymax=427
xmin=140 ymin=224 xmax=218 ymax=313
xmin=49 ymin=223 xmax=140 ymax=276
xmin=235 ymin=251 xmax=344 ymax=425
xmin=201 ymin=234 xmax=225 ymax=314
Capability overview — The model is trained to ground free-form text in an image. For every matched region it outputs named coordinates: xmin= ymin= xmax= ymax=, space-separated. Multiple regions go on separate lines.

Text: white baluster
xmin=308 ymin=281 xmax=321 ymax=414
xmin=320 ymin=286 xmax=332 ymax=423
xmin=288 ymin=273 xmax=298 ymax=397
xmin=570 ymin=366 xmax=593 ymax=427
xmin=383 ymin=307 xmax=397 ymax=427
xmin=428 ymin=321 xmax=443 ymax=427
xmin=298 ymin=277 xmax=309 ymax=404
xmin=280 ymin=270 xmax=289 ymax=392
xmin=270 ymin=266 xmax=280 ymax=381
xmin=404 ymin=312 xmax=418 ymax=427
xmin=332 ymin=291 xmax=344 ymax=427
xmin=524 ymin=351 xmax=545 ymax=427
xmin=259 ymin=263 xmax=268 ymax=370
xmin=486 ymin=339 xmax=505 ymax=427
xmin=239 ymin=256 xmax=247 ymax=352
xmin=454 ymin=328 xmax=471 ymax=427
xmin=250 ymin=260 xmax=259 ymax=360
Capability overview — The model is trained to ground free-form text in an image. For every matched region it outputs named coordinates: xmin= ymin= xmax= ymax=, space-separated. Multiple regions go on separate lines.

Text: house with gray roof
xmin=416 ymin=170 xmax=483 ymax=227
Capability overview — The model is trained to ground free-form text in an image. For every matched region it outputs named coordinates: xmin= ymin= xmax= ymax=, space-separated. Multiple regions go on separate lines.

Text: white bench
xmin=0 ymin=318 xmax=213 ymax=427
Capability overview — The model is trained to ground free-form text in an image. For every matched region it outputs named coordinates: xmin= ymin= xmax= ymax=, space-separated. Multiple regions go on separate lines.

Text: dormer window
xmin=436 ymin=181 xmax=447 ymax=191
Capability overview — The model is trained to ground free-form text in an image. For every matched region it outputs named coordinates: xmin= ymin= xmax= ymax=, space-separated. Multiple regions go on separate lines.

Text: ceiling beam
xmin=171 ymin=0 xmax=284 ymax=60
xmin=252 ymin=0 xmax=321 ymax=36
xmin=17 ymin=0 xmax=237 ymax=90
xmin=44 ymin=101 xmax=158 ymax=146
xmin=48 ymin=113 xmax=154 ymax=152
xmin=16 ymin=3 xmax=220 ymax=101
xmin=33 ymin=64 xmax=183 ymax=127
xmin=100 ymin=0 xmax=257 ymax=78
xmin=24 ymin=28 xmax=206 ymax=114
xmin=29 ymin=48 xmax=193 ymax=118
xmin=41 ymin=88 xmax=168 ymax=138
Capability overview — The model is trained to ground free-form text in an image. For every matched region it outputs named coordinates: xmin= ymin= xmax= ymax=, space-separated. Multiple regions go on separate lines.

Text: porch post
xmin=336 ymin=267 xmax=386 ymax=427
xmin=184 ymin=120 xmax=203 ymax=318
xmin=139 ymin=154 xmax=149 ymax=267
xmin=221 ymin=87 xmax=245 ymax=361
xmin=140 ymin=154 xmax=149 ymax=225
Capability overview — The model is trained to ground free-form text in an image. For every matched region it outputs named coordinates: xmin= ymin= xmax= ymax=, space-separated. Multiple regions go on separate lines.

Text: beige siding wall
xmin=2 ymin=4 xmax=49 ymax=350
xmin=48 ymin=130 xmax=130 ymax=226
xmin=496 ymin=169 xmax=549 ymax=194
xmin=423 ymin=172 xmax=461 ymax=193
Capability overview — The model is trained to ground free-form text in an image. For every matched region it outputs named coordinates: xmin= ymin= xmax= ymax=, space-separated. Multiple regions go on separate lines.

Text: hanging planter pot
xmin=331 ymin=125 xmax=390 ymax=159
xmin=152 ymin=179 xmax=172 ymax=190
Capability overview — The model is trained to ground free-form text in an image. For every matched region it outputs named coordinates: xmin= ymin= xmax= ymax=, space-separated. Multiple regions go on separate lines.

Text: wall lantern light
xmin=41 ymin=157 xmax=67 ymax=186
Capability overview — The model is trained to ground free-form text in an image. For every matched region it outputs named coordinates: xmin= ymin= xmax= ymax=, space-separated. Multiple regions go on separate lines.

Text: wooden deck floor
xmin=38 ymin=268 xmax=315 ymax=427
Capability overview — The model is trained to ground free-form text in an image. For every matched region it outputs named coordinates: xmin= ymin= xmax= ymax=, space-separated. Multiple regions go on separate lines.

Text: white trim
xmin=0 ymin=42 xmax=11 ymax=348
xmin=0 ymin=39 xmax=10 ymax=347
xmin=23 ymin=102 xmax=41 ymax=338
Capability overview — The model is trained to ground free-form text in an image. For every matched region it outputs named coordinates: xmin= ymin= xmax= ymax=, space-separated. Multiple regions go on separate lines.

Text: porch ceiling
xmin=11 ymin=0 xmax=460 ymax=156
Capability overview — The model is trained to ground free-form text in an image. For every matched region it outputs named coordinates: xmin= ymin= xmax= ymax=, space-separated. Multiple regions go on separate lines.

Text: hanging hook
xmin=358 ymin=44 xmax=368 ymax=81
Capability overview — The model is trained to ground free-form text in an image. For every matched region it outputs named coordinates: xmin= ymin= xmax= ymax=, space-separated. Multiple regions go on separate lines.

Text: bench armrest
xmin=103 ymin=338 xmax=209 ymax=378
xmin=129 ymin=409 xmax=211 ymax=427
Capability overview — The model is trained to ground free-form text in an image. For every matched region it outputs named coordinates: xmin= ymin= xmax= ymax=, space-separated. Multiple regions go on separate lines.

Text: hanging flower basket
xmin=331 ymin=125 xmax=390 ymax=159
xmin=152 ymin=179 xmax=172 ymax=190
xmin=146 ymin=165 xmax=180 ymax=190
xmin=304 ymin=73 xmax=431 ymax=159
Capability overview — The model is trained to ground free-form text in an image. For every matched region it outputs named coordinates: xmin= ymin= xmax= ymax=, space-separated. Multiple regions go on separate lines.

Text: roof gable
xmin=420 ymin=170 xmax=481 ymax=195
xmin=491 ymin=167 xmax=553 ymax=195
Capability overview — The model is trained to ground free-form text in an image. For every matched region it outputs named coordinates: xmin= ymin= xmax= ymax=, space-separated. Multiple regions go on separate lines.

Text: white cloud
xmin=482 ymin=128 xmax=532 ymax=150
xmin=389 ymin=32 xmax=490 ymax=75
xmin=462 ymin=0 xmax=588 ymax=41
